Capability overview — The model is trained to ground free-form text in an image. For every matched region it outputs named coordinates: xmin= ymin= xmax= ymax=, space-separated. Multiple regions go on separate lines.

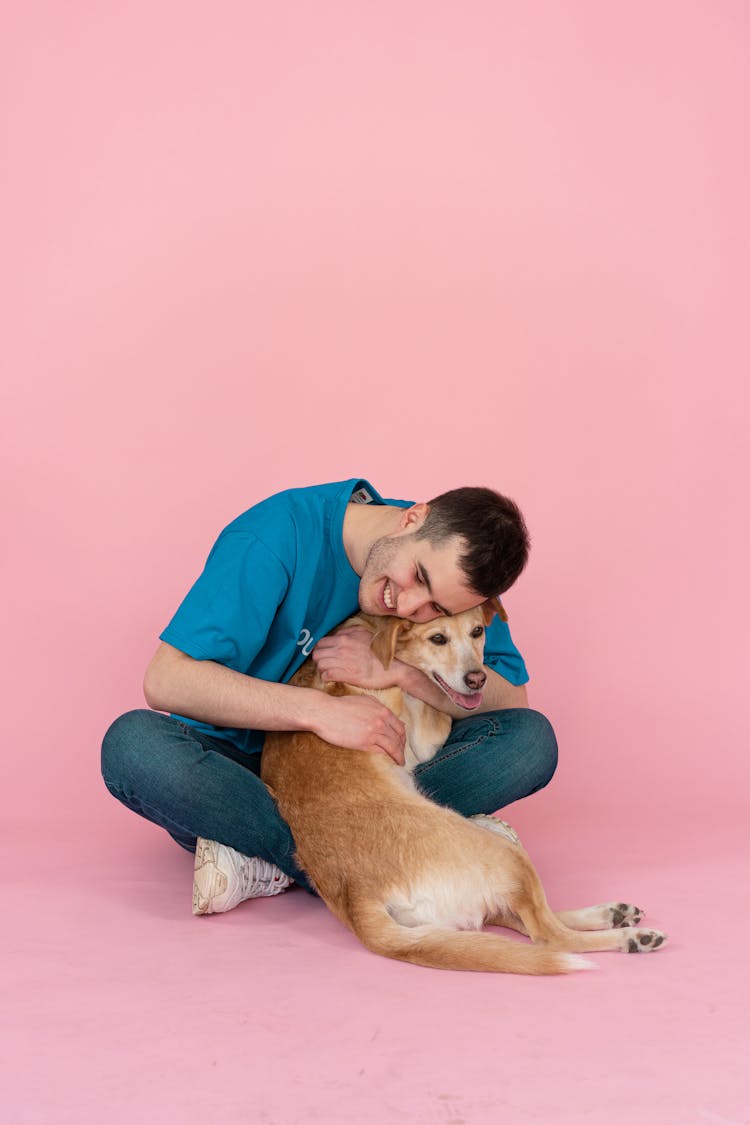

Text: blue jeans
xmin=101 ymin=708 xmax=557 ymax=887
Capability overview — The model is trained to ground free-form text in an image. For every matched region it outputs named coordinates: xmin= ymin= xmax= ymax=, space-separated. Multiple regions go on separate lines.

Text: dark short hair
xmin=415 ymin=487 xmax=530 ymax=597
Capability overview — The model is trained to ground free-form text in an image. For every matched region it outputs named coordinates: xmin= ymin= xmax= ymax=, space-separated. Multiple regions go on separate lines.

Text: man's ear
xmin=396 ymin=502 xmax=430 ymax=534
xmin=370 ymin=618 xmax=412 ymax=668
xmin=482 ymin=597 xmax=508 ymax=625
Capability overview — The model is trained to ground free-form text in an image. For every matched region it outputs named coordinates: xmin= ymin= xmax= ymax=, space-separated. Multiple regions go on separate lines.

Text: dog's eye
xmin=471 ymin=626 xmax=484 ymax=638
xmin=429 ymin=633 xmax=447 ymax=645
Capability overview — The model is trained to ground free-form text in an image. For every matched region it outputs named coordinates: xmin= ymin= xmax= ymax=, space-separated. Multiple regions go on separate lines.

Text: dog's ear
xmin=482 ymin=597 xmax=508 ymax=625
xmin=370 ymin=618 xmax=412 ymax=669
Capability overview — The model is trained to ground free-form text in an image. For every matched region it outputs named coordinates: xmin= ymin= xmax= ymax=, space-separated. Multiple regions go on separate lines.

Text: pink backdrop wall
xmin=4 ymin=1 xmax=748 ymax=840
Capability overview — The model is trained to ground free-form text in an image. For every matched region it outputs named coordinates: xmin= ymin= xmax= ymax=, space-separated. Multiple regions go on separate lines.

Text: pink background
xmin=3 ymin=3 xmax=749 ymax=1122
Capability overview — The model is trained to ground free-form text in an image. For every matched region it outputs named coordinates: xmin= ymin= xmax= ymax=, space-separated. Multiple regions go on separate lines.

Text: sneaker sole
xmin=192 ymin=839 xmax=229 ymax=915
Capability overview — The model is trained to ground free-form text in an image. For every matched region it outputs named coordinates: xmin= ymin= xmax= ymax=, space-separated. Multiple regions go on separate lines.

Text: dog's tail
xmin=348 ymin=903 xmax=595 ymax=975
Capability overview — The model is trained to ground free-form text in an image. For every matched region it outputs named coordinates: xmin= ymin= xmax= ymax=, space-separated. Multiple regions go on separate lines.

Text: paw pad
xmin=611 ymin=903 xmax=643 ymax=927
xmin=627 ymin=929 xmax=666 ymax=952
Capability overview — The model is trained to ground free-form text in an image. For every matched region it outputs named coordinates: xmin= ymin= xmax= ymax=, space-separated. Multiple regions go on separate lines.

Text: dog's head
xmin=369 ymin=598 xmax=506 ymax=711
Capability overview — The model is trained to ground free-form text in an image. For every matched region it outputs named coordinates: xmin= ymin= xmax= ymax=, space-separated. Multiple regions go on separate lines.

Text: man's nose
xmin=396 ymin=587 xmax=431 ymax=619
xmin=464 ymin=669 xmax=487 ymax=691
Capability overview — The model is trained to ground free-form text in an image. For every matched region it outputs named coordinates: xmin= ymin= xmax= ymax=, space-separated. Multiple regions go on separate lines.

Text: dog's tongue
xmin=433 ymin=673 xmax=484 ymax=711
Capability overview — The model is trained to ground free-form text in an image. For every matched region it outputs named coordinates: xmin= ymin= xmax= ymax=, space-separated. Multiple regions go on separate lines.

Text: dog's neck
xmin=349 ymin=681 xmax=453 ymax=773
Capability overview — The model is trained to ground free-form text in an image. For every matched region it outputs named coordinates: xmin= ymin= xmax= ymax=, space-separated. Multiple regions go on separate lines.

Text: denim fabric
xmin=413 ymin=708 xmax=558 ymax=816
xmin=101 ymin=707 xmax=557 ymax=886
xmin=101 ymin=710 xmax=309 ymax=885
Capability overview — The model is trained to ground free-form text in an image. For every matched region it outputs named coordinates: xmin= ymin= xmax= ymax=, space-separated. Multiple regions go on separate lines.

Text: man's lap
xmin=101 ymin=706 xmax=557 ymax=875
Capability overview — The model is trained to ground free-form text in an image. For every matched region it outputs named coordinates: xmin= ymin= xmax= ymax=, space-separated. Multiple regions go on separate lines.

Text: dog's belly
xmin=296 ymin=763 xmax=516 ymax=928
xmin=386 ymin=869 xmax=498 ymax=932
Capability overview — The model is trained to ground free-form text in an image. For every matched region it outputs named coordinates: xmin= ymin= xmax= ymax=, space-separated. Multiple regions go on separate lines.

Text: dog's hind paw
xmin=608 ymin=902 xmax=644 ymax=928
xmin=625 ymin=928 xmax=667 ymax=953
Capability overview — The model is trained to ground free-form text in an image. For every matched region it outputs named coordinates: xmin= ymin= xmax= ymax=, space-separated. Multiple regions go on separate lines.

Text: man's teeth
xmin=384 ymin=581 xmax=394 ymax=609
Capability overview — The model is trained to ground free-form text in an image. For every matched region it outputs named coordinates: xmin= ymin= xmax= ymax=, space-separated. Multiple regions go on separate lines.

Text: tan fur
xmin=261 ymin=605 xmax=667 ymax=974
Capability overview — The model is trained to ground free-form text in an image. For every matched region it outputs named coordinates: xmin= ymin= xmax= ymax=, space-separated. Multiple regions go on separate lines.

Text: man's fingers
xmin=382 ymin=714 xmax=406 ymax=761
xmin=321 ymin=694 xmax=405 ymax=762
xmin=317 ymin=662 xmax=344 ymax=682
xmin=374 ymin=735 xmax=405 ymax=766
xmin=361 ymin=703 xmax=404 ymax=762
xmin=312 ymin=638 xmax=337 ymax=657
xmin=314 ymin=652 xmax=346 ymax=675
xmin=386 ymin=713 xmax=405 ymax=743
xmin=313 ymin=628 xmax=371 ymax=657
xmin=313 ymin=635 xmax=351 ymax=654
xmin=384 ymin=744 xmax=405 ymax=766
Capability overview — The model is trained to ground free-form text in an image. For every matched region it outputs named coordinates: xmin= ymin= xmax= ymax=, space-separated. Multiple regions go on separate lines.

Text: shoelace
xmin=240 ymin=857 xmax=289 ymax=897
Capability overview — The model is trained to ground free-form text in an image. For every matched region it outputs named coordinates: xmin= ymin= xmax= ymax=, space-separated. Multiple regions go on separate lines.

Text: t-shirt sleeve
xmin=159 ymin=531 xmax=290 ymax=670
xmin=483 ymin=615 xmax=529 ymax=686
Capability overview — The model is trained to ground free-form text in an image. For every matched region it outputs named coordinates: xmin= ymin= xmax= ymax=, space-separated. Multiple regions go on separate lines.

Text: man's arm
xmin=312 ymin=629 xmax=529 ymax=718
xmin=143 ymin=642 xmax=407 ymax=763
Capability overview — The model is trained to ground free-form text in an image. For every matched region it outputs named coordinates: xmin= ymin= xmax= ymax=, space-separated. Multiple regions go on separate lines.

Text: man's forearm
xmin=143 ymin=642 xmax=330 ymax=734
xmin=394 ymin=661 xmax=529 ymax=717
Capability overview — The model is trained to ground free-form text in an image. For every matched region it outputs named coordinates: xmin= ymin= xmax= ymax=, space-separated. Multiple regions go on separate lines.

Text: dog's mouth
xmin=432 ymin=671 xmax=483 ymax=711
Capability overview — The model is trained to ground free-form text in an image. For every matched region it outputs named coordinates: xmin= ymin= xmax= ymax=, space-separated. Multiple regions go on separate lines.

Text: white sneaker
xmin=470 ymin=814 xmax=522 ymax=846
xmin=192 ymin=837 xmax=292 ymax=915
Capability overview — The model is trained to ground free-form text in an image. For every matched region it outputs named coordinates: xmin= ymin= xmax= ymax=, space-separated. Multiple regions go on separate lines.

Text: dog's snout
xmin=464 ymin=669 xmax=486 ymax=691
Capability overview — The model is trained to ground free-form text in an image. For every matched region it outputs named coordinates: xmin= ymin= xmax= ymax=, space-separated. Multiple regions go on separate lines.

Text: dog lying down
xmin=261 ymin=601 xmax=667 ymax=974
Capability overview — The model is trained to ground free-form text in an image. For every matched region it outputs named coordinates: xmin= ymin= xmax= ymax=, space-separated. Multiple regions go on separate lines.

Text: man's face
xmin=358 ymin=531 xmax=484 ymax=623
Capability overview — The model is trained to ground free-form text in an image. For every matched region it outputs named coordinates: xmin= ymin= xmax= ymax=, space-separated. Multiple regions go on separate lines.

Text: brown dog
xmin=261 ymin=603 xmax=667 ymax=974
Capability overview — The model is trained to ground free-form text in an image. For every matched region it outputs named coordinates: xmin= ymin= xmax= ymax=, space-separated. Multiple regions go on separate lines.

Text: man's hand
xmin=312 ymin=694 xmax=406 ymax=765
xmin=312 ymin=627 xmax=404 ymax=691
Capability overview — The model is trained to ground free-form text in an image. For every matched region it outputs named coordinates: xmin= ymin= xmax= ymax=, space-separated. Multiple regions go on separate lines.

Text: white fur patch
xmin=385 ymin=866 xmax=515 ymax=932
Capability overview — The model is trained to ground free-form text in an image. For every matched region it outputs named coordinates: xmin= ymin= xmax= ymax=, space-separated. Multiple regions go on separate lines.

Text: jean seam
xmin=414 ymin=719 xmax=502 ymax=776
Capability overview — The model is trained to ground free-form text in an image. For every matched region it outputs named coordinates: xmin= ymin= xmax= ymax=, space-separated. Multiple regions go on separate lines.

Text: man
xmin=101 ymin=478 xmax=557 ymax=915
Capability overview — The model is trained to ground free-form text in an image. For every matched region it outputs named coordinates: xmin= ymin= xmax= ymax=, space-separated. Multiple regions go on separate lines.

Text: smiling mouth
xmin=383 ymin=579 xmax=395 ymax=611
xmin=432 ymin=672 xmax=483 ymax=710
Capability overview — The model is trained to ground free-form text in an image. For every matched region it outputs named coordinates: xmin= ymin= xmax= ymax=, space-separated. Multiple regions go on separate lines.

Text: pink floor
xmin=6 ymin=803 xmax=748 ymax=1125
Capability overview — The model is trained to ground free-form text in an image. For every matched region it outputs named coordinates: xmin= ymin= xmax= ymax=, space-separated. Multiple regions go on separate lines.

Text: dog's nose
xmin=464 ymin=669 xmax=486 ymax=691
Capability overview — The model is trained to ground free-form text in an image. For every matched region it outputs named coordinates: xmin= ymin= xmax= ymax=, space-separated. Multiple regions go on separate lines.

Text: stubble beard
xmin=358 ymin=534 xmax=403 ymax=615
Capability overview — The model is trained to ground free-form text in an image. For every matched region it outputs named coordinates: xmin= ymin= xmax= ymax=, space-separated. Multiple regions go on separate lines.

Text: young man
xmin=101 ymin=478 xmax=557 ymax=915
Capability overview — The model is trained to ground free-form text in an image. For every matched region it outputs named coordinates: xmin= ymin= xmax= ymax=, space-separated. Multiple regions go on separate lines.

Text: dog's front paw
xmin=625 ymin=928 xmax=667 ymax=953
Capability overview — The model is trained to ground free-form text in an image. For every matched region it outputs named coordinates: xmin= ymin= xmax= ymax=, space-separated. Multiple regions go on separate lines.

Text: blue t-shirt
xmin=160 ymin=478 xmax=529 ymax=754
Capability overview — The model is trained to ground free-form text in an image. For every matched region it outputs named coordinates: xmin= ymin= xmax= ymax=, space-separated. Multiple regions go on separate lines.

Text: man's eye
xmin=415 ymin=568 xmax=425 ymax=585
xmin=471 ymin=626 xmax=484 ymax=638
xmin=430 ymin=634 xmax=447 ymax=645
